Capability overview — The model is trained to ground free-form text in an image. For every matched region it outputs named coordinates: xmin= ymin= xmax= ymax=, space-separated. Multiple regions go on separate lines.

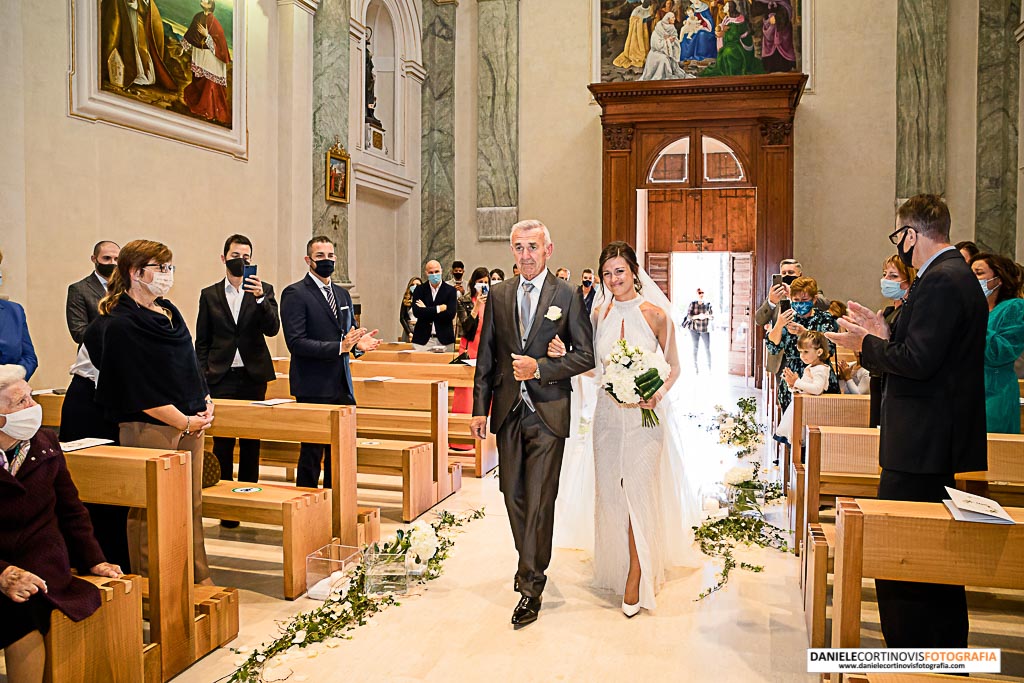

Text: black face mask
xmin=896 ymin=231 xmax=915 ymax=269
xmin=225 ymin=258 xmax=246 ymax=277
xmin=781 ymin=274 xmax=798 ymax=286
xmin=582 ymin=280 xmax=593 ymax=288
xmin=313 ymin=259 xmax=336 ymax=278
xmin=95 ymin=263 xmax=116 ymax=278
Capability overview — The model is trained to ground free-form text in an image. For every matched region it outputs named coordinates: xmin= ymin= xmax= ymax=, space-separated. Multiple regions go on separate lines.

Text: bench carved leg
xmin=403 ymin=443 xmax=436 ymax=522
xmin=803 ymin=524 xmax=829 ymax=649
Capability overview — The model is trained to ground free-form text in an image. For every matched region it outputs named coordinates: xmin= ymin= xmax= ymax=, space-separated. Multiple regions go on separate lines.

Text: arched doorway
xmin=589 ymin=73 xmax=807 ymax=384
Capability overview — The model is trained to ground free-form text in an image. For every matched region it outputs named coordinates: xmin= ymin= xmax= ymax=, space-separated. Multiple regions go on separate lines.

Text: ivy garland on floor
xmin=692 ymin=397 xmax=793 ymax=600
xmin=225 ymin=509 xmax=485 ymax=683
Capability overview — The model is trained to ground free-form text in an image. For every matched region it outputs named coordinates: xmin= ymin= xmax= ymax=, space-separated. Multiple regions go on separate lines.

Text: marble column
xmin=895 ymin=0 xmax=947 ymax=198
xmin=977 ymin=0 xmax=1020 ymax=256
xmin=278 ymin=0 xmax=320 ymax=290
xmin=476 ymin=0 xmax=519 ymax=241
xmin=421 ymin=0 xmax=458 ymax=267
xmin=312 ymin=0 xmax=351 ymax=281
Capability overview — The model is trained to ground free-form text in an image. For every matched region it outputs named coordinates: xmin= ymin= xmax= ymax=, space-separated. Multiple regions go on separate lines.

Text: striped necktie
xmin=323 ymin=285 xmax=340 ymax=322
xmin=519 ymin=282 xmax=535 ymax=341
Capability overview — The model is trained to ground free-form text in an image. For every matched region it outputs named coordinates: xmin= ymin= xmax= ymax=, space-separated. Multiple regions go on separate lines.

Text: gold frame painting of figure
xmin=326 ymin=144 xmax=352 ymax=204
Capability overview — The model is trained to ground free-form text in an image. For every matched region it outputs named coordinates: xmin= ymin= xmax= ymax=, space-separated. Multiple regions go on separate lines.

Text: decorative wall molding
xmin=402 ymin=59 xmax=428 ymax=83
xmin=354 ymin=161 xmax=416 ymax=198
xmin=279 ymin=0 xmax=320 ymax=15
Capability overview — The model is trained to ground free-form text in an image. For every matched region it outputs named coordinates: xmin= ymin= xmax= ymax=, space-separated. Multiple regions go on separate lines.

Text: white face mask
xmin=142 ymin=271 xmax=174 ymax=297
xmin=1 ymin=404 xmax=42 ymax=441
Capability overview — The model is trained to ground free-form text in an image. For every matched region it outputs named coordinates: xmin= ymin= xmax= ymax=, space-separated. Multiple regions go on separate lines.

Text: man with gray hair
xmin=471 ymin=219 xmax=594 ymax=627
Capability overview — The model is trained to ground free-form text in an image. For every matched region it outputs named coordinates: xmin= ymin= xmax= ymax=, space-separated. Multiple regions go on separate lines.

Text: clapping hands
xmin=825 ymin=301 xmax=890 ymax=353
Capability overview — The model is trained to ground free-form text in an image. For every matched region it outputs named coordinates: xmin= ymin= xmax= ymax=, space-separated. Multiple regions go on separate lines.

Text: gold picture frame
xmin=326 ymin=139 xmax=351 ymax=204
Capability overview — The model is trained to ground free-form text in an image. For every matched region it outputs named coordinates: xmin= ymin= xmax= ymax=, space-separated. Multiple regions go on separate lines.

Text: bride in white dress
xmin=550 ymin=241 xmax=700 ymax=616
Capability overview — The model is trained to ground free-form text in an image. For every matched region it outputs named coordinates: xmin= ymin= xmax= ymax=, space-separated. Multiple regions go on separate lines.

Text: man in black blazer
xmin=411 ymin=260 xmax=458 ymax=351
xmin=195 ymin=235 xmax=281 ymax=494
xmin=281 ymin=236 xmax=381 ymax=488
xmin=66 ymin=241 xmax=120 ymax=344
xmin=828 ymin=194 xmax=988 ymax=650
xmin=471 ymin=220 xmax=595 ymax=627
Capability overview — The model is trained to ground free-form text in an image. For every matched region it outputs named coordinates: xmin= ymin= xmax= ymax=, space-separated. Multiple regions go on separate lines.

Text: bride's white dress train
xmin=556 ymin=290 xmax=702 ymax=611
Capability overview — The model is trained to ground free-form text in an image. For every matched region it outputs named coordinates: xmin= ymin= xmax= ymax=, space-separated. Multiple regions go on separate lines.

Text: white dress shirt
xmin=224 ymin=278 xmax=245 ymax=368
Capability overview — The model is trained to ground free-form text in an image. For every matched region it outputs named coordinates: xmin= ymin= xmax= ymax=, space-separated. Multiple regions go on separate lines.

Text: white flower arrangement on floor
xmin=228 ymin=509 xmax=484 ymax=683
xmin=602 ymin=338 xmax=671 ymax=427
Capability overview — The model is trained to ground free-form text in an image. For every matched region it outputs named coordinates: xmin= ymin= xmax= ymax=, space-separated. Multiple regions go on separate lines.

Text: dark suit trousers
xmin=497 ymin=403 xmax=565 ymax=598
xmin=209 ymin=368 xmax=268 ymax=483
xmin=875 ymin=469 xmax=969 ymax=649
xmin=295 ymin=392 xmax=354 ymax=489
xmin=59 ymin=374 xmax=131 ymax=572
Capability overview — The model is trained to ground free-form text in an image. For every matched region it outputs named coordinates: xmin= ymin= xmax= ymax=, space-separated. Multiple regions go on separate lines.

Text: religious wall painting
xmin=326 ymin=141 xmax=352 ymax=204
xmin=599 ymin=0 xmax=801 ymax=83
xmin=70 ymin=0 xmax=247 ymax=158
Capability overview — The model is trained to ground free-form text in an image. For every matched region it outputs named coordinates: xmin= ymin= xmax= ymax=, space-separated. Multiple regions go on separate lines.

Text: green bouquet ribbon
xmin=634 ymin=368 xmax=665 ymax=428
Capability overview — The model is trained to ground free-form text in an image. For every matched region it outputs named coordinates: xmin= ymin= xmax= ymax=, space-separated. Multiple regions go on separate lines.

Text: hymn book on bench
xmin=943 ymin=487 xmax=1017 ymax=525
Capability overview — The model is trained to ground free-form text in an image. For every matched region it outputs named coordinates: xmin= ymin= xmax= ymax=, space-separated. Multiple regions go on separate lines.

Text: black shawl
xmin=95 ymin=296 xmax=208 ymax=425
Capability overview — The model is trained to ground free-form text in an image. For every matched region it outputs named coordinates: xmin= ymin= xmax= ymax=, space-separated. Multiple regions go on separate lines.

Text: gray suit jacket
xmin=473 ymin=272 xmax=595 ymax=438
xmin=66 ymin=273 xmax=106 ymax=344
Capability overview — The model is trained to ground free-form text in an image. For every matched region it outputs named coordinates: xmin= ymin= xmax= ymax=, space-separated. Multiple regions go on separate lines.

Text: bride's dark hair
xmin=598 ymin=241 xmax=643 ymax=294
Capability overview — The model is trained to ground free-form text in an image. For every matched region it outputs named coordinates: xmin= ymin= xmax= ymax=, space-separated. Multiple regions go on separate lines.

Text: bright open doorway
xmin=671 ymin=251 xmax=754 ymax=382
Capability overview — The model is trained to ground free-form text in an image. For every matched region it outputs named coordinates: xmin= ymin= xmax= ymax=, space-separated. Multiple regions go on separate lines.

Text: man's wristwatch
xmin=533 ymin=367 xmax=541 ymax=381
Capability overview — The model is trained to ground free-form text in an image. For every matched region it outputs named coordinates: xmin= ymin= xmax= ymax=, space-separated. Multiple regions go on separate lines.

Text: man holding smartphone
xmin=195 ymin=235 xmax=281 ymax=516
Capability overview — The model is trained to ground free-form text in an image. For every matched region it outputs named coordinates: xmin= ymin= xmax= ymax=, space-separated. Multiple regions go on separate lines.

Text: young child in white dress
xmin=774 ymin=330 xmax=833 ymax=444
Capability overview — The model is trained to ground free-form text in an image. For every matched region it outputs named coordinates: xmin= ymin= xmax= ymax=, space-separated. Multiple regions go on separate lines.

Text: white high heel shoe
xmin=621 ymin=600 xmax=641 ymax=618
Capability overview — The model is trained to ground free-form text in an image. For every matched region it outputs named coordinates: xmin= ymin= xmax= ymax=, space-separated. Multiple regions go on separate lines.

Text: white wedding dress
xmin=554 ymin=279 xmax=702 ymax=611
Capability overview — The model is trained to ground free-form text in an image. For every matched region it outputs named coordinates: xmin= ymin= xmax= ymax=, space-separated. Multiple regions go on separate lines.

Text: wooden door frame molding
xmin=589 ymin=73 xmax=808 ymax=382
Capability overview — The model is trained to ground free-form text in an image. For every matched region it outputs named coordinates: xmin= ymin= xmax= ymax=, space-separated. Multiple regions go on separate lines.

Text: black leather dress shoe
xmin=511 ymin=595 xmax=542 ymax=627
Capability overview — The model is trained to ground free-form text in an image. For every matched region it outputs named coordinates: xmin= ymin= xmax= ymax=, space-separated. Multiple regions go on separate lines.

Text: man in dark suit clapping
xmin=827 ymin=194 xmax=988 ymax=649
xmin=195 ymin=235 xmax=281 ymax=498
xmin=281 ymin=236 xmax=381 ymax=488
xmin=66 ymin=241 xmax=119 ymax=344
xmin=411 ymin=260 xmax=458 ymax=351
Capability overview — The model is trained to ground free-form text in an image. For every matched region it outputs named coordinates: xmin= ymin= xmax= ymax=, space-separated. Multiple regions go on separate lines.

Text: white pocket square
xmin=339 ymin=305 xmax=350 ymax=310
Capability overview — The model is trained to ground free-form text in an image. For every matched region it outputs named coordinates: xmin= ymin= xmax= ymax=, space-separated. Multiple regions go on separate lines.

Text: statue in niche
xmin=365 ymin=27 xmax=384 ymax=129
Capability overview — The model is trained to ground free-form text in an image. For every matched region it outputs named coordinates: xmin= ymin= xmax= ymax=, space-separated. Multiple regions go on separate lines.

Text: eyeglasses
xmin=888 ymin=225 xmax=913 ymax=246
xmin=144 ymin=263 xmax=175 ymax=274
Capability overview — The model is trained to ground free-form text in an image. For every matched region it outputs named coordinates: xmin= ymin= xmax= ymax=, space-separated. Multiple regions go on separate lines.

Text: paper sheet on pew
xmin=60 ymin=438 xmax=115 ymax=452
xmin=251 ymin=398 xmax=296 ymax=406
xmin=362 ymin=376 xmax=394 ymax=382
xmin=943 ymin=487 xmax=1016 ymax=524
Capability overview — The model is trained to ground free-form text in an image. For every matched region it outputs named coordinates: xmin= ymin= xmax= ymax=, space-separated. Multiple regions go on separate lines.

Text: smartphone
xmin=242 ymin=264 xmax=257 ymax=288
xmin=779 ymin=299 xmax=792 ymax=313
xmin=771 ymin=273 xmax=784 ymax=289
xmin=475 ymin=282 xmax=489 ymax=296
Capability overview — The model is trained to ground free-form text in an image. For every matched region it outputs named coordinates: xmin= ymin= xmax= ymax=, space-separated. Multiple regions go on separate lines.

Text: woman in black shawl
xmin=95 ymin=240 xmax=214 ymax=584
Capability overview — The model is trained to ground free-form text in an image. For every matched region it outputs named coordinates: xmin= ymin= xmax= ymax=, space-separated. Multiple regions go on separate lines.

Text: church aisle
xmin=180 ymin=471 xmax=815 ymax=683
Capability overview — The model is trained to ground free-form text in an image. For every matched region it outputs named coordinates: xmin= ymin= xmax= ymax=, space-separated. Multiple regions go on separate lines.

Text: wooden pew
xmin=829 ymin=498 xmax=1024 ymax=682
xmin=201 ymin=483 xmax=332 ymax=599
xmin=1019 ymin=378 xmax=1023 ymax=398
xmin=44 ymin=575 xmax=144 ymax=683
xmin=363 ymin=350 xmax=460 ymax=364
xmin=846 ymin=676 xmax=1006 ymax=683
xmin=269 ymin=372 xmax=497 ymax=478
xmin=349 ymin=360 xmax=477 ymax=388
xmin=205 ymin=400 xmax=362 ymax=546
xmin=788 ymin=394 xmax=871 ymax=553
xmin=63 ymin=445 xmax=237 ymax=681
xmin=802 ymin=430 xmax=1024 ymax=649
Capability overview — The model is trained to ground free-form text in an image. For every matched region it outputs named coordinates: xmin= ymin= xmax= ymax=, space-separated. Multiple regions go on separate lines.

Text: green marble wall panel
xmin=421 ymin=0 xmax=457 ymax=267
xmin=477 ymin=0 xmax=519 ymax=241
xmin=975 ymin=0 xmax=1020 ymax=256
xmin=896 ymin=0 xmax=948 ymax=198
xmin=313 ymin=0 xmax=351 ymax=281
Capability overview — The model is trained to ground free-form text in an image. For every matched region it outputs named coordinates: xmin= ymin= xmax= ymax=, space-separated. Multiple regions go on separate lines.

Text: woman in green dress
xmin=700 ymin=1 xmax=764 ymax=77
xmin=970 ymin=253 xmax=1024 ymax=433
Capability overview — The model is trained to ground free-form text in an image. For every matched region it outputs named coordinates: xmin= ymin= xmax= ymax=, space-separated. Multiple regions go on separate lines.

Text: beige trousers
xmin=120 ymin=422 xmax=211 ymax=582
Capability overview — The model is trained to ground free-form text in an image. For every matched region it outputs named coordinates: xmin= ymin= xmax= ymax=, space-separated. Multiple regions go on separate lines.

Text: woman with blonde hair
xmin=399 ymin=276 xmax=421 ymax=342
xmin=867 ymin=254 xmax=917 ymax=425
xmin=95 ymin=240 xmax=214 ymax=585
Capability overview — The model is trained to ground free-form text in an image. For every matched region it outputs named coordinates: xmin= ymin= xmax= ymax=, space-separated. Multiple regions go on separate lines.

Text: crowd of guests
xmin=764 ymin=238 xmax=1024 ymax=444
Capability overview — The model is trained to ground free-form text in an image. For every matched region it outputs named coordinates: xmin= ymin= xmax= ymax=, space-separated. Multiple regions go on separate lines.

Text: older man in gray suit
xmin=471 ymin=220 xmax=594 ymax=628
xmin=66 ymin=241 xmax=120 ymax=344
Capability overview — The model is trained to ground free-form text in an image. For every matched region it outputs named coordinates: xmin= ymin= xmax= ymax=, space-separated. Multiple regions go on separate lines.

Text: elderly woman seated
xmin=0 ymin=364 xmax=120 ymax=683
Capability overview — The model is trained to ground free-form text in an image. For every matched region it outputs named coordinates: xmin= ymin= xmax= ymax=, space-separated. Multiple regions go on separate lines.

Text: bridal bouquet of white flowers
xmin=602 ymin=338 xmax=671 ymax=428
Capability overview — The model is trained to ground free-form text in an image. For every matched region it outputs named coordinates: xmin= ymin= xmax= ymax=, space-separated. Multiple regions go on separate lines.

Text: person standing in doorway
xmin=684 ymin=288 xmax=713 ymax=372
